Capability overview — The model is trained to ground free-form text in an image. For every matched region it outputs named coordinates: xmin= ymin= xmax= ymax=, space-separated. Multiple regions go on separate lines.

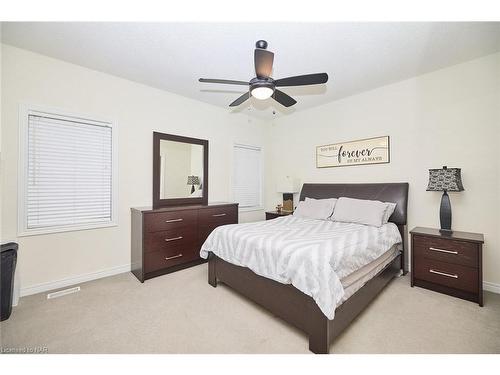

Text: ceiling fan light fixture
xmin=250 ymin=85 xmax=274 ymax=100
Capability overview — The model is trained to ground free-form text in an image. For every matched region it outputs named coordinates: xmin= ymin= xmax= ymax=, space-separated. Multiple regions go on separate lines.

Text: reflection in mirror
xmin=159 ymin=140 xmax=204 ymax=199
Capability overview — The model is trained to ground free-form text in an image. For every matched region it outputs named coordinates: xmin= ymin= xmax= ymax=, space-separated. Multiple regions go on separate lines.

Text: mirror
xmin=159 ymin=140 xmax=204 ymax=199
xmin=153 ymin=132 xmax=208 ymax=207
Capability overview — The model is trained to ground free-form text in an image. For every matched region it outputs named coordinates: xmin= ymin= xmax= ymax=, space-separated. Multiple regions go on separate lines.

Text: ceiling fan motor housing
xmin=250 ymin=77 xmax=274 ymax=90
xmin=255 ymin=40 xmax=268 ymax=49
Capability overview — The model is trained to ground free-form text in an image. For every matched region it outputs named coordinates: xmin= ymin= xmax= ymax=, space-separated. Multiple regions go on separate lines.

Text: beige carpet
xmin=1 ymin=264 xmax=499 ymax=354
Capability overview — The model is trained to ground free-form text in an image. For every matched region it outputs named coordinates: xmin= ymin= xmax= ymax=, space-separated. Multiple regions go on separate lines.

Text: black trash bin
xmin=1 ymin=242 xmax=18 ymax=321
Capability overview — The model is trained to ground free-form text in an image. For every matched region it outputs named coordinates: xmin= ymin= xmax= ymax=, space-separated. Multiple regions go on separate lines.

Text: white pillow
xmin=332 ymin=197 xmax=388 ymax=227
xmin=293 ymin=197 xmax=337 ymax=220
xmin=293 ymin=201 xmax=309 ymax=218
xmin=382 ymin=202 xmax=397 ymax=224
xmin=305 ymin=197 xmax=338 ymax=219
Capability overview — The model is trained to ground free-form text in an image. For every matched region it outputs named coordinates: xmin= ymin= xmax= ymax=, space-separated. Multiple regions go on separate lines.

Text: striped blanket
xmin=200 ymin=216 xmax=402 ymax=319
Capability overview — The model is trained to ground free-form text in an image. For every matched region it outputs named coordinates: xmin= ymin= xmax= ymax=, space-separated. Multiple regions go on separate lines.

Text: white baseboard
xmin=483 ymin=281 xmax=500 ymax=294
xmin=20 ymin=263 xmax=131 ymax=297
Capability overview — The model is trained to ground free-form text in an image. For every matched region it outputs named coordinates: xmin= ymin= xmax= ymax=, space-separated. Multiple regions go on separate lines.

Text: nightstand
xmin=410 ymin=227 xmax=484 ymax=306
xmin=265 ymin=211 xmax=293 ymax=220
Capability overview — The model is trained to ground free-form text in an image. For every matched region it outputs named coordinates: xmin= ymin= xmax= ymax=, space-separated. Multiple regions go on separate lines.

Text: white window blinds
xmin=24 ymin=113 xmax=114 ymax=232
xmin=233 ymin=144 xmax=262 ymax=209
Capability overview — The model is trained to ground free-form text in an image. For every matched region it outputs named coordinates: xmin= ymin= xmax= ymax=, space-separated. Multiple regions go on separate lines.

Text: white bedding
xmin=199 ymin=216 xmax=402 ymax=319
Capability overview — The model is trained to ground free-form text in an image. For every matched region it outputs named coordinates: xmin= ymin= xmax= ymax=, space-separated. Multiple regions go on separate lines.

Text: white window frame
xmin=18 ymin=104 xmax=118 ymax=236
xmin=232 ymin=143 xmax=264 ymax=212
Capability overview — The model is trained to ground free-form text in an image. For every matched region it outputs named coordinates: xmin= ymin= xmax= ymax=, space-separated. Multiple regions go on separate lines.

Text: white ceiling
xmin=2 ymin=22 xmax=500 ymax=119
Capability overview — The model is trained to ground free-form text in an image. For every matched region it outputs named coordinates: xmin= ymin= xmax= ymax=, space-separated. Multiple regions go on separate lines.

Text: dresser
xmin=131 ymin=202 xmax=238 ymax=282
xmin=410 ymin=227 xmax=484 ymax=306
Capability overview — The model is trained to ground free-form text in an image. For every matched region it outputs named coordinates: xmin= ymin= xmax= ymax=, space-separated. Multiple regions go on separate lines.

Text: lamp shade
xmin=277 ymin=176 xmax=300 ymax=193
xmin=187 ymin=175 xmax=200 ymax=185
xmin=426 ymin=166 xmax=464 ymax=192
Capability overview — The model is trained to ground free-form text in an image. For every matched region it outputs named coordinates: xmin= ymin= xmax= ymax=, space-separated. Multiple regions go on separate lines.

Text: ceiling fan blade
xmin=272 ymin=90 xmax=297 ymax=107
xmin=275 ymin=73 xmax=328 ymax=87
xmin=254 ymin=49 xmax=274 ymax=78
xmin=199 ymin=78 xmax=249 ymax=85
xmin=229 ymin=92 xmax=250 ymax=107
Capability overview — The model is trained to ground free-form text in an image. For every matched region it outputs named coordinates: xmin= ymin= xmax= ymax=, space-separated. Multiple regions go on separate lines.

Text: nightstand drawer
xmin=413 ymin=235 xmax=478 ymax=268
xmin=414 ymin=258 xmax=478 ymax=293
xmin=265 ymin=211 xmax=293 ymax=220
xmin=266 ymin=212 xmax=280 ymax=220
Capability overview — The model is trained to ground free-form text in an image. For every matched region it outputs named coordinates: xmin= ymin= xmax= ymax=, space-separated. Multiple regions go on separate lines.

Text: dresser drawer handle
xmin=429 ymin=269 xmax=458 ymax=279
xmin=212 ymin=213 xmax=227 ymax=217
xmin=165 ymin=236 xmax=183 ymax=242
xmin=165 ymin=253 xmax=183 ymax=261
xmin=429 ymin=247 xmax=458 ymax=255
xmin=165 ymin=218 xmax=183 ymax=223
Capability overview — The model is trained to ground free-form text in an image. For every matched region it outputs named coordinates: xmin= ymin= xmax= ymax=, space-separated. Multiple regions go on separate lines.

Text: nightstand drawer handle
xmin=165 ymin=218 xmax=183 ymax=223
xmin=212 ymin=213 xmax=227 ymax=217
xmin=165 ymin=236 xmax=183 ymax=242
xmin=165 ymin=253 xmax=183 ymax=261
xmin=429 ymin=247 xmax=458 ymax=255
xmin=429 ymin=269 xmax=458 ymax=279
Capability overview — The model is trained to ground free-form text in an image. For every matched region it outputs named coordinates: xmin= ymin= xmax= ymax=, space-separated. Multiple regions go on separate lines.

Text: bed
xmin=202 ymin=183 xmax=409 ymax=354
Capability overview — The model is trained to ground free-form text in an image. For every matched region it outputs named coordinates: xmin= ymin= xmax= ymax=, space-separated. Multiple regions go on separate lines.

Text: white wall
xmin=2 ymin=44 xmax=499 ymax=295
xmin=266 ymin=53 xmax=500 ymax=286
xmin=1 ymin=44 xmax=267 ymax=294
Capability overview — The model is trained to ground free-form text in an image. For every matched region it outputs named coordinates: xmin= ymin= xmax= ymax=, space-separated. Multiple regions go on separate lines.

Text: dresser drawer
xmin=144 ymin=244 xmax=200 ymax=273
xmin=413 ymin=235 xmax=478 ymax=267
xmin=198 ymin=206 xmax=237 ymax=226
xmin=144 ymin=209 xmax=197 ymax=232
xmin=144 ymin=227 xmax=197 ymax=253
xmin=414 ymin=258 xmax=478 ymax=293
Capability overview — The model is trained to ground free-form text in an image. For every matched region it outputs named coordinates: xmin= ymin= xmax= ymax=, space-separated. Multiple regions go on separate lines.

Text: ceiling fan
xmin=199 ymin=40 xmax=329 ymax=108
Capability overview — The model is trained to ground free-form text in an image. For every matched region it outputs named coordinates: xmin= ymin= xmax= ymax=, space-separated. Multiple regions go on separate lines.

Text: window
xmin=18 ymin=106 xmax=117 ymax=236
xmin=233 ymin=144 xmax=262 ymax=210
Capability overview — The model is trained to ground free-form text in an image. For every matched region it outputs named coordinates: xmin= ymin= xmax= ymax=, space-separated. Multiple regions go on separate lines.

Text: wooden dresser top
xmin=131 ymin=202 xmax=238 ymax=214
xmin=410 ymin=226 xmax=484 ymax=244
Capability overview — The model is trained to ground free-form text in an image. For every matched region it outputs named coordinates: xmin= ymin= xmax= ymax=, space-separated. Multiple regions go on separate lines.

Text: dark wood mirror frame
xmin=153 ymin=132 xmax=208 ymax=208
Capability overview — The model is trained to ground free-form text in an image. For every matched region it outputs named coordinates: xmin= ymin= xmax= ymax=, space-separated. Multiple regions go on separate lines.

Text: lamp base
xmin=439 ymin=191 xmax=452 ymax=232
xmin=282 ymin=193 xmax=294 ymax=212
xmin=439 ymin=228 xmax=453 ymax=236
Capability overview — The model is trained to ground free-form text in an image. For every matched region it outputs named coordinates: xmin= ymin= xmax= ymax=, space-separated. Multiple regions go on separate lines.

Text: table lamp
xmin=187 ymin=175 xmax=200 ymax=194
xmin=426 ymin=166 xmax=464 ymax=233
xmin=277 ymin=176 xmax=300 ymax=212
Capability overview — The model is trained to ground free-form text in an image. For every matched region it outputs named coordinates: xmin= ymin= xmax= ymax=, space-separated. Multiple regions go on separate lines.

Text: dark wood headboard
xmin=299 ymin=182 xmax=409 ymax=273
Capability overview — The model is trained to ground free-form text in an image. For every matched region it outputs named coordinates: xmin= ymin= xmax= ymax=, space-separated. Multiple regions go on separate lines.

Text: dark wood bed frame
xmin=208 ymin=183 xmax=409 ymax=354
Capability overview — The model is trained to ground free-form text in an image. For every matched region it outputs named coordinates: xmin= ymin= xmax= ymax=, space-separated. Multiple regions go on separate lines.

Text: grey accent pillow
xmin=332 ymin=197 xmax=388 ymax=227
xmin=293 ymin=197 xmax=337 ymax=220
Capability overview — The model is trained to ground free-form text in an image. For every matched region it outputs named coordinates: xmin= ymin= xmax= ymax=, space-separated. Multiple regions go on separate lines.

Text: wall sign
xmin=316 ymin=136 xmax=390 ymax=168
